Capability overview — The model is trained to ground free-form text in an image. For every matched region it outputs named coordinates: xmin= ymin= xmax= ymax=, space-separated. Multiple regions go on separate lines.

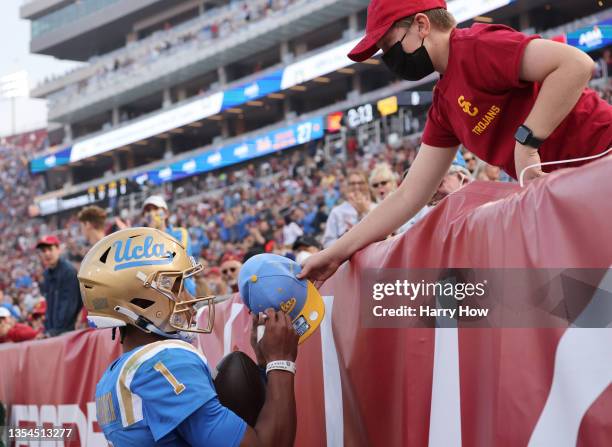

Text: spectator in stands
xmin=76 ymin=205 xmax=110 ymax=330
xmin=400 ymin=152 xmax=472 ymax=232
xmin=37 ymin=236 xmax=82 ymax=337
xmin=220 ymin=255 xmax=242 ymax=293
xmin=0 ymin=290 xmax=21 ymax=320
xmin=323 ymin=178 xmax=340 ymax=211
xmin=0 ymin=307 xmax=42 ymax=343
xmin=142 ymin=195 xmax=196 ymax=295
xmin=292 ymin=236 xmax=322 ymax=264
xmin=107 ymin=209 xmax=132 ymax=234
xmin=78 ymin=206 xmax=107 ymax=245
xmin=282 ymin=211 xmax=304 ymax=247
xmin=429 ymin=162 xmax=472 ymax=206
xmin=474 ymin=162 xmax=501 ymax=182
xmin=369 ymin=163 xmax=398 ymax=203
xmin=28 ymin=300 xmax=46 ymax=333
xmin=197 ymin=266 xmax=229 ymax=296
xmin=142 ymin=195 xmax=189 ymax=248
xmin=462 ymin=150 xmax=477 ymax=174
xmin=322 ymin=169 xmax=374 ymax=248
xmin=485 ymin=164 xmax=502 ymax=182
xmin=248 ymin=217 xmax=274 ymax=251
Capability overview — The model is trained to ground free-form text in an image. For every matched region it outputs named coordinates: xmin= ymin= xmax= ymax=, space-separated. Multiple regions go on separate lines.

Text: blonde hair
xmin=369 ymin=163 xmax=398 ymax=187
xmin=396 ymin=8 xmax=456 ymax=32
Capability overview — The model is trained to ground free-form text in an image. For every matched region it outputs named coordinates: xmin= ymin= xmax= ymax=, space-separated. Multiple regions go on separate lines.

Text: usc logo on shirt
xmin=472 ymin=105 xmax=502 ymax=136
xmin=457 ymin=95 xmax=502 ymax=136
xmin=457 ymin=95 xmax=479 ymax=117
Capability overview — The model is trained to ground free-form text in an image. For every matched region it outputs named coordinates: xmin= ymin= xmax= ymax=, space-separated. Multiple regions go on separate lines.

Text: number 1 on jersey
xmin=153 ymin=361 xmax=186 ymax=395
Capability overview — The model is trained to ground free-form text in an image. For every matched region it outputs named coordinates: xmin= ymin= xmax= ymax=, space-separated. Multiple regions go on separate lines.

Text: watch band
xmin=526 ymin=134 xmax=544 ymax=149
xmin=266 ymin=360 xmax=296 ymax=375
xmin=516 ymin=124 xmax=544 ymax=149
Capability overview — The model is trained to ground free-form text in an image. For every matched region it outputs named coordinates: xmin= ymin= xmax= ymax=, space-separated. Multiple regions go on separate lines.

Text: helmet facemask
xmin=140 ymin=261 xmax=215 ymax=335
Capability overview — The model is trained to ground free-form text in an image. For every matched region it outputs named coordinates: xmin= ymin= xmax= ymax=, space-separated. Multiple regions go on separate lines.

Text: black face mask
xmin=382 ymin=34 xmax=435 ymax=81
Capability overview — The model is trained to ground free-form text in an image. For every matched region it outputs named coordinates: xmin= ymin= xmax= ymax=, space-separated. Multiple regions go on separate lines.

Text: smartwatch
xmin=515 ymin=125 xmax=544 ymax=149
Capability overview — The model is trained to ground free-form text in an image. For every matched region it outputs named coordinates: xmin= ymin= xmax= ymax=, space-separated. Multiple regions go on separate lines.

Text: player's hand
xmin=297 ymin=247 xmax=342 ymax=283
xmin=259 ymin=309 xmax=298 ymax=363
xmin=250 ymin=312 xmax=267 ymax=367
xmin=515 ymin=143 xmax=547 ymax=184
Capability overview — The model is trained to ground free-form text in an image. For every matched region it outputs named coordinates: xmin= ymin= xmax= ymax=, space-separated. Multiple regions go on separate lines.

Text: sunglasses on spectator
xmin=222 ymin=267 xmax=237 ymax=274
xmin=464 ymin=156 xmax=475 ymax=162
xmin=371 ymin=180 xmax=391 ymax=188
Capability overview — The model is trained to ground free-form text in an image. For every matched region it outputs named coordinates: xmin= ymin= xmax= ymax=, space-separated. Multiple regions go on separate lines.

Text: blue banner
xmin=30 ymin=147 xmax=72 ymax=173
xmin=138 ymin=116 xmax=324 ymax=185
xmin=567 ymin=19 xmax=612 ymax=53
xmin=221 ymin=70 xmax=284 ymax=109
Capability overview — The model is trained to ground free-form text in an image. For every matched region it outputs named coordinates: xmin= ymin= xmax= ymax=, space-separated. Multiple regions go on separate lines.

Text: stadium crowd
xmin=1 ymin=80 xmax=610 ymax=343
xmin=0 ymin=127 xmax=496 ymax=343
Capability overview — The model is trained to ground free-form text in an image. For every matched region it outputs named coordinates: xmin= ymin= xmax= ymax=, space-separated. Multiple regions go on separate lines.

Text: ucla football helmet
xmin=78 ymin=227 xmax=214 ymax=337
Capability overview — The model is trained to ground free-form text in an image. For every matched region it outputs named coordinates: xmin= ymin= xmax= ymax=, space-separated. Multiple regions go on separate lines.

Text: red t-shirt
xmin=422 ymin=24 xmax=612 ymax=179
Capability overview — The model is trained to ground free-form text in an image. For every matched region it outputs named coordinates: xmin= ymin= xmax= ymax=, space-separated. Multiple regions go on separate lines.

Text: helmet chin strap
xmin=114 ymin=305 xmax=182 ymax=339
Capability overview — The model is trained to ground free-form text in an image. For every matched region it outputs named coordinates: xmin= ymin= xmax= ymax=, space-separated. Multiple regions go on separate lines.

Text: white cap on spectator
xmin=0 ymin=307 xmax=11 ymax=318
xmin=142 ymin=195 xmax=168 ymax=211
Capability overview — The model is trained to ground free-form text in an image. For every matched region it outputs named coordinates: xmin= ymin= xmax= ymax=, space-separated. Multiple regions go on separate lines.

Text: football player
xmin=78 ymin=227 xmax=298 ymax=447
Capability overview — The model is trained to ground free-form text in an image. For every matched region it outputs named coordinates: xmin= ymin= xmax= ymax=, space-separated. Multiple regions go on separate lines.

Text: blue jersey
xmin=95 ymin=340 xmax=246 ymax=446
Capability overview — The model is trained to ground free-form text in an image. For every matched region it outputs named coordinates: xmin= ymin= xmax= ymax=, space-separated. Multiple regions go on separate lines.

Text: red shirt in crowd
xmin=422 ymin=24 xmax=612 ymax=179
xmin=0 ymin=322 xmax=41 ymax=343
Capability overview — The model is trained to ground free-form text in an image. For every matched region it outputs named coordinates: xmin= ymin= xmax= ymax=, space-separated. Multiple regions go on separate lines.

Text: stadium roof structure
xmin=29 ymin=0 xmax=369 ymax=123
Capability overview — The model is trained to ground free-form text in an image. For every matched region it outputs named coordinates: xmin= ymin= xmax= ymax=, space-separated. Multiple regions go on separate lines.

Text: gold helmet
xmin=78 ymin=227 xmax=214 ymax=337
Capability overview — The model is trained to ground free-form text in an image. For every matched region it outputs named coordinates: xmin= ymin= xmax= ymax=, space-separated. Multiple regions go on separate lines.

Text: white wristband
xmin=266 ymin=360 xmax=296 ymax=375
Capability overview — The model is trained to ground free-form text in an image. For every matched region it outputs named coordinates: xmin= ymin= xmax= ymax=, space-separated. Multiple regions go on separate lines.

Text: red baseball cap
xmin=348 ymin=0 xmax=447 ymax=62
xmin=36 ymin=235 xmax=60 ymax=249
xmin=32 ymin=300 xmax=47 ymax=315
xmin=205 ymin=267 xmax=222 ymax=277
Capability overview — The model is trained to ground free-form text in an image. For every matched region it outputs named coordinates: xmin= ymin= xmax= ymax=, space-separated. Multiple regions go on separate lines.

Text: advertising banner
xmin=34 ymin=178 xmax=134 ymax=216
xmin=30 ymin=147 xmax=73 ymax=173
xmin=221 ymin=70 xmax=284 ymax=110
xmin=69 ymin=92 xmax=224 ymax=163
xmin=567 ymin=19 xmax=612 ymax=53
xmin=139 ymin=116 xmax=324 ymax=185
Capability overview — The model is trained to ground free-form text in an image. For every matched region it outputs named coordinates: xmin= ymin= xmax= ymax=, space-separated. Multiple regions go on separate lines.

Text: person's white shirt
xmin=323 ymin=201 xmax=376 ymax=248
xmin=282 ymin=222 xmax=303 ymax=246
